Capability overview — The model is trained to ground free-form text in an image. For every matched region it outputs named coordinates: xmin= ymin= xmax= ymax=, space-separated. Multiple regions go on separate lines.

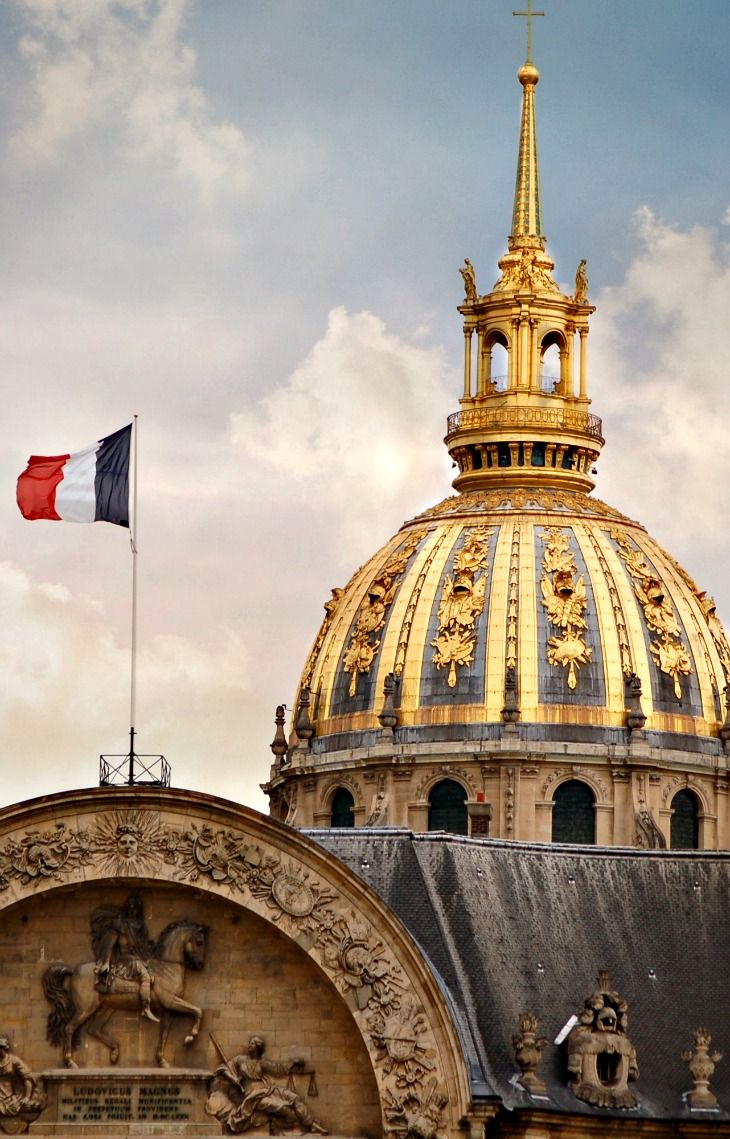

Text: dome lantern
xmin=451 ymin=36 xmax=602 ymax=495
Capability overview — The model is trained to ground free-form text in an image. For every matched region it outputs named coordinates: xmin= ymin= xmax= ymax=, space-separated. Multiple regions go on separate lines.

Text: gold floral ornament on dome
xmin=432 ymin=527 xmax=491 ymax=688
xmin=540 ymin=528 xmax=592 ymax=690
xmin=343 ymin=530 xmax=424 ymax=698
xmin=613 ymin=532 xmax=692 ymax=700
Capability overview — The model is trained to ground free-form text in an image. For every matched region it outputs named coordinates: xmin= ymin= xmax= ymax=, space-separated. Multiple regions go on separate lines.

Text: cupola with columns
xmin=450 ymin=51 xmax=601 ymax=494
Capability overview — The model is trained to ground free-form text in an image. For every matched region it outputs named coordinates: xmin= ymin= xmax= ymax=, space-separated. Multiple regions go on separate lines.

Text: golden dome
xmin=265 ymin=35 xmax=730 ymax=846
xmin=296 ymin=487 xmax=729 ymax=752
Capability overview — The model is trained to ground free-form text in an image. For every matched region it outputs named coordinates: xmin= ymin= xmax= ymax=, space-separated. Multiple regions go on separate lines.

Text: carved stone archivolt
xmin=613 ymin=531 xmax=692 ymax=701
xmin=415 ymin=766 xmax=477 ymax=802
xmin=343 ymin=531 xmax=424 ymax=698
xmin=0 ymin=792 xmax=465 ymax=1138
xmin=540 ymin=528 xmax=592 ymax=690
xmin=432 ymin=527 xmax=491 ymax=688
xmin=565 ymin=972 xmax=638 ymax=1110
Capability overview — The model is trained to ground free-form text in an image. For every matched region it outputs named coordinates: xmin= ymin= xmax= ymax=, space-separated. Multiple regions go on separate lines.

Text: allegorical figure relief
xmin=206 ymin=1035 xmax=327 ymax=1135
xmin=0 ymin=1035 xmax=46 ymax=1124
xmin=92 ymin=895 xmax=159 ymax=1021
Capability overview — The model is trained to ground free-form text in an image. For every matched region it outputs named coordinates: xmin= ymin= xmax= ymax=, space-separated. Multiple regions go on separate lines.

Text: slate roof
xmin=306 ymin=828 xmax=730 ymax=1122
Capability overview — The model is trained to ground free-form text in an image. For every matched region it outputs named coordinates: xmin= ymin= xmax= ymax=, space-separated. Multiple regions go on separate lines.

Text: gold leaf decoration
xmin=613 ymin=532 xmax=692 ymax=701
xmin=540 ymin=528 xmax=592 ymax=690
xmin=432 ymin=527 xmax=491 ymax=687
xmin=343 ymin=530 xmax=423 ymax=698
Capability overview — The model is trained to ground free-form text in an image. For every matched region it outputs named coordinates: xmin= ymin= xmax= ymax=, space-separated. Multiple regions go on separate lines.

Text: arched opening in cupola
xmin=551 ymin=779 xmax=596 ymax=844
xmin=428 ymin=779 xmax=468 ymax=834
xmin=330 ymin=787 xmax=355 ymax=828
xmin=540 ymin=331 xmax=566 ymax=394
xmin=670 ymin=789 xmax=700 ymax=849
xmin=485 ymin=332 xmax=509 ymax=393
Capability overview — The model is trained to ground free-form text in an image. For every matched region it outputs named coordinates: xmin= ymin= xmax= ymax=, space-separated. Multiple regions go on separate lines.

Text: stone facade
xmin=0 ymin=787 xmax=471 ymax=1138
xmin=273 ymin=745 xmax=726 ymax=848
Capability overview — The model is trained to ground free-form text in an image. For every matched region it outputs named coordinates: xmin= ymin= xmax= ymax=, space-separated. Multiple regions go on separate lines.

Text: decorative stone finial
xmin=513 ymin=1011 xmax=549 ymax=1095
xmin=501 ymin=665 xmax=521 ymax=726
xmin=378 ymin=672 xmax=399 ymax=733
xmin=625 ymin=673 xmax=646 ymax=732
xmin=294 ymin=686 xmax=315 ymax=743
xmin=565 ymin=972 xmax=639 ymax=1109
xmin=270 ymin=704 xmax=288 ymax=760
xmin=682 ymin=1028 xmax=723 ymax=1109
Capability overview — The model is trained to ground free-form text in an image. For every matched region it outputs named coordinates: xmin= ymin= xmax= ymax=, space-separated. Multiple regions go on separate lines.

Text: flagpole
xmin=129 ymin=414 xmax=139 ymax=785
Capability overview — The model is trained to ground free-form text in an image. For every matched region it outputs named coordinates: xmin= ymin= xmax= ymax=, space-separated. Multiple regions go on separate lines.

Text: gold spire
xmin=448 ymin=21 xmax=602 ymax=496
xmin=511 ymin=62 xmax=542 ymax=240
xmin=511 ymin=2 xmax=544 ymax=239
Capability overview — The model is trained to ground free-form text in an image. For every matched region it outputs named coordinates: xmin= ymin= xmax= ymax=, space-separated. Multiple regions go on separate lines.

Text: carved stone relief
xmin=0 ymin=1035 xmax=46 ymax=1133
xmin=565 ymin=972 xmax=638 ymax=1109
xmin=206 ymin=1035 xmax=326 ymax=1135
xmin=318 ymin=775 xmax=363 ymax=809
xmin=43 ymin=892 xmax=208 ymax=1068
xmin=0 ymin=806 xmax=455 ymax=1138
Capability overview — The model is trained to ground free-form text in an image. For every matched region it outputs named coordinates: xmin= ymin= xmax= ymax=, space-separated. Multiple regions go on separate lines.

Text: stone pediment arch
xmin=0 ymin=787 xmax=471 ymax=1138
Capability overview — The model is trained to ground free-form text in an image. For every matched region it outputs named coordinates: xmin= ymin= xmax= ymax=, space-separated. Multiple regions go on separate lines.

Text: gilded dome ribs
xmin=506 ymin=523 xmax=521 ymax=672
xmin=583 ymin=529 xmax=633 ymax=679
xmin=432 ymin=527 xmax=492 ymax=688
xmin=540 ymin=528 xmax=592 ymax=690
xmin=393 ymin=530 xmax=447 ymax=679
xmin=342 ymin=531 xmax=424 ymax=699
xmin=612 ymin=532 xmax=692 ymax=702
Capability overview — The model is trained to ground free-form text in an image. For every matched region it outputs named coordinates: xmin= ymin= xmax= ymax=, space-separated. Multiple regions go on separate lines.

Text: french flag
xmin=16 ymin=424 xmax=132 ymax=528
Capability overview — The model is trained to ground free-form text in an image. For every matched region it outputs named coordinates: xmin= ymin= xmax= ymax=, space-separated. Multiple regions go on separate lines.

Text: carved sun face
xmin=116 ymin=832 xmax=139 ymax=858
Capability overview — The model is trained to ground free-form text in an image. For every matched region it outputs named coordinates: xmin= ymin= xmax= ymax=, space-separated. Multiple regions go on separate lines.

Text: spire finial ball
xmin=518 ymin=62 xmax=539 ymax=86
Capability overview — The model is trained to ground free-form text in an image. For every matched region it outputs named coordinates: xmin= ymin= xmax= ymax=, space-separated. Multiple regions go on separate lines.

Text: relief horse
xmin=43 ymin=920 xmax=208 ymax=1068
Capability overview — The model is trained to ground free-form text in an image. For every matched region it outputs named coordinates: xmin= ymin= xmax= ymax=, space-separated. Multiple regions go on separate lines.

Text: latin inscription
xmin=60 ymin=1084 xmax=192 ymax=1123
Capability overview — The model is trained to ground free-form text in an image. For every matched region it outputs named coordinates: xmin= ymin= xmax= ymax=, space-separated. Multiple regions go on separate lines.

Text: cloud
xmin=230 ymin=306 xmax=455 ymax=567
xmin=10 ymin=0 xmax=248 ymax=199
xmin=592 ymin=207 xmax=730 ymax=602
xmin=0 ymin=560 xmax=254 ymax=805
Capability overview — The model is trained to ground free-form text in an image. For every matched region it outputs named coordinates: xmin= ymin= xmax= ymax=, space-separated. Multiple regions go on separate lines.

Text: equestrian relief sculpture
xmin=43 ymin=893 xmax=209 ymax=1068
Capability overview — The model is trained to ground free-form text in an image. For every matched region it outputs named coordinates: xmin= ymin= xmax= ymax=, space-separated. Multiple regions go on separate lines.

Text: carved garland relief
xmin=539 ymin=528 xmax=592 ymax=690
xmin=612 ymin=532 xmax=692 ymax=701
xmin=431 ymin=527 xmax=491 ymax=688
xmin=0 ymin=810 xmax=452 ymax=1138
xmin=343 ymin=531 xmax=424 ymax=698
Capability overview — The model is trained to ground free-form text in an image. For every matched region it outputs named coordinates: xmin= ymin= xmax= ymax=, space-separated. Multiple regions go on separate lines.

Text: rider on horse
xmin=91 ymin=895 xmax=159 ymax=1023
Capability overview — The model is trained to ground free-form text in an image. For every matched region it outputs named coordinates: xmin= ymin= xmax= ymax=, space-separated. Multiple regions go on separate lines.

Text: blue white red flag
xmin=16 ymin=424 xmax=132 ymax=527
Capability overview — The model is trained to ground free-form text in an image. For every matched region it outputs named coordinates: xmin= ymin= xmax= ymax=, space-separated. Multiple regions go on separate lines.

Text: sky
xmin=2 ymin=0 xmax=730 ymax=812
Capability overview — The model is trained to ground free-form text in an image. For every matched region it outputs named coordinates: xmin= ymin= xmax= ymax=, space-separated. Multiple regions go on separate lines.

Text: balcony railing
xmin=99 ymin=752 xmax=171 ymax=787
xmin=447 ymin=404 xmax=603 ymax=440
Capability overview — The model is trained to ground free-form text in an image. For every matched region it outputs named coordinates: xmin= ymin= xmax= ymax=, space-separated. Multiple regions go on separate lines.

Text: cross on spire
xmin=513 ymin=0 xmax=545 ymax=64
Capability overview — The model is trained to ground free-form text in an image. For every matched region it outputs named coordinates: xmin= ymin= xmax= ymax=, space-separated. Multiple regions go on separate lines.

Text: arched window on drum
xmin=551 ymin=779 xmax=596 ymax=844
xmin=670 ymin=789 xmax=700 ymax=849
xmin=330 ymin=788 xmax=355 ymax=828
xmin=428 ymin=779 xmax=468 ymax=835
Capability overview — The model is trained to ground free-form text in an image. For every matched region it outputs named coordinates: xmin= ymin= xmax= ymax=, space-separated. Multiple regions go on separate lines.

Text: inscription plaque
xmin=34 ymin=1069 xmax=211 ymax=1135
